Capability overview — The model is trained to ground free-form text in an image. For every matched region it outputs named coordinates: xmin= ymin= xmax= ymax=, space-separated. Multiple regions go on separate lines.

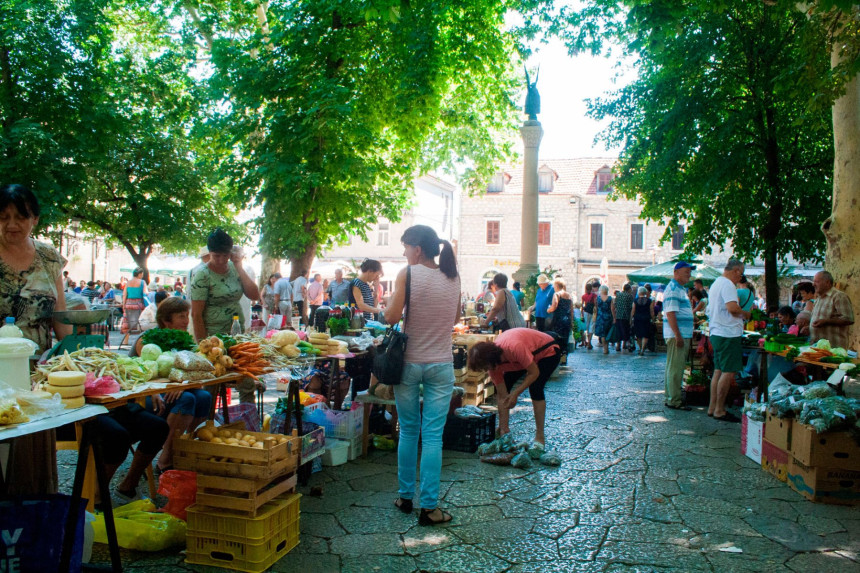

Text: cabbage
xmin=812 ymin=339 xmax=832 ymax=351
xmin=141 ymin=360 xmax=159 ymax=380
xmin=831 ymin=347 xmax=849 ymax=358
xmin=140 ymin=343 xmax=162 ymax=362
xmin=156 ymin=353 xmax=175 ymax=378
xmin=271 ymin=330 xmax=299 ymax=347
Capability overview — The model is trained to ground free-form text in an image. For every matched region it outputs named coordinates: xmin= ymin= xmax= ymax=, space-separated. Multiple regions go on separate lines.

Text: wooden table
xmin=759 ymin=349 xmax=857 ymax=400
xmin=0 ymin=405 xmax=123 ymax=572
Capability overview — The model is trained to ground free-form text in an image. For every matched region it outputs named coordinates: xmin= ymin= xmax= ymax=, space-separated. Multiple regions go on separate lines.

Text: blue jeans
xmin=393 ymin=362 xmax=454 ymax=510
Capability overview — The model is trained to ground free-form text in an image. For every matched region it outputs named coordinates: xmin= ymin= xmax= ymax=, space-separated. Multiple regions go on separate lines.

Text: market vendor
xmin=133 ymin=297 xmax=211 ymax=473
xmin=0 ymin=183 xmax=71 ymax=495
xmin=791 ymin=311 xmax=811 ymax=337
xmin=190 ymin=229 xmax=261 ymax=403
xmin=777 ymin=306 xmax=796 ymax=334
xmin=468 ymin=328 xmax=561 ymax=454
xmin=809 ymin=270 xmax=854 ymax=349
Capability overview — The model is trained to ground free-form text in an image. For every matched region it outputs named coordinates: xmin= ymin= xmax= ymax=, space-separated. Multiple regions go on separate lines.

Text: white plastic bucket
xmin=322 ymin=439 xmax=349 ymax=466
xmin=0 ymin=338 xmax=37 ymax=391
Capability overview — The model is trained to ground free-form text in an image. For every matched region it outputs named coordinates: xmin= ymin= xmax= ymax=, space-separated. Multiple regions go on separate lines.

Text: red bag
xmin=157 ymin=470 xmax=197 ymax=521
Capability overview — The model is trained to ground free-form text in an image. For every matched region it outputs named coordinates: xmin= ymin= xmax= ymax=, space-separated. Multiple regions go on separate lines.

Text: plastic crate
xmin=306 ymin=406 xmax=363 ymax=440
xmin=186 ymin=516 xmax=299 ymax=573
xmin=442 ymin=412 xmax=495 ymax=453
xmin=186 ymin=493 xmax=301 ymax=542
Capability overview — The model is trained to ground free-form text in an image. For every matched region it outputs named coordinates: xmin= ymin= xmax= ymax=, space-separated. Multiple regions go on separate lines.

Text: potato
xmin=253 ymin=442 xmax=265 ymax=449
xmin=211 ymin=437 xmax=224 ymax=444
xmin=276 ymin=436 xmax=288 ymax=444
xmin=197 ymin=428 xmax=214 ymax=442
xmin=217 ymin=429 xmax=233 ymax=439
xmin=238 ymin=440 xmax=250 ymax=447
xmin=225 ymin=438 xmax=239 ymax=445
xmin=234 ymin=431 xmax=244 ymax=440
xmin=242 ymin=434 xmax=254 ymax=443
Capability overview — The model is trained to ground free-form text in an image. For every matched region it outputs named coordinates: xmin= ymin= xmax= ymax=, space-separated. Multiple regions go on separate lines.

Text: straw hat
xmin=536 ymin=274 xmax=550 ymax=285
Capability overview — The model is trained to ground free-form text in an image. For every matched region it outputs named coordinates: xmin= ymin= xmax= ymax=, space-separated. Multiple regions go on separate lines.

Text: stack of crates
xmin=174 ymin=421 xmax=302 ymax=571
xmin=452 ymin=334 xmax=497 ymax=407
xmin=185 ymin=493 xmax=302 ymax=572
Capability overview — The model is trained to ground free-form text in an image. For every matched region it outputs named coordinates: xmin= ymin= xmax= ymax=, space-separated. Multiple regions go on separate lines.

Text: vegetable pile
xmin=140 ymin=328 xmax=196 ymax=352
xmin=227 ymin=342 xmax=270 ymax=380
xmin=197 ymin=337 xmax=234 ymax=377
xmin=32 ymin=348 xmax=156 ymax=390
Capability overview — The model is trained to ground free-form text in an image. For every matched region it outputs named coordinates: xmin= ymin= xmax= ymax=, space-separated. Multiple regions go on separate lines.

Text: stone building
xmin=457 ymin=158 xmax=697 ymax=297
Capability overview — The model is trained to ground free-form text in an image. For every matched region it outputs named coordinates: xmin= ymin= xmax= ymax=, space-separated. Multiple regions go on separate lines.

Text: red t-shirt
xmin=582 ymin=292 xmax=597 ymax=310
xmin=488 ymin=328 xmax=558 ymax=386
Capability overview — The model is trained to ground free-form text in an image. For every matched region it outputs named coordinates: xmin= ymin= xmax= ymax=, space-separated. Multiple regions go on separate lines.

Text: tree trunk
xmin=823 ymin=45 xmax=860 ymax=351
xmin=289 ymin=241 xmax=316 ymax=281
xmin=763 ymin=247 xmax=780 ymax=313
xmin=259 ymin=251 xmax=280 ymax=290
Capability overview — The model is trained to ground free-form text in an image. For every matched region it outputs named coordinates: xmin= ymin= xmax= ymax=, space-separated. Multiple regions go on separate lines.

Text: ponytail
xmin=438 ymin=240 xmax=458 ymax=280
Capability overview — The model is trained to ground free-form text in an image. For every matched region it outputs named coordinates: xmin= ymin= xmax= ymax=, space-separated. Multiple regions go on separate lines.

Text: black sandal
xmin=394 ymin=498 xmax=413 ymax=514
xmin=418 ymin=508 xmax=453 ymax=526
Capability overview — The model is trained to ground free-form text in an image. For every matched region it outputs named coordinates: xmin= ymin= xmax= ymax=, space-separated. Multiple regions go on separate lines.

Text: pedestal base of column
xmin=513 ymin=264 xmax=541 ymax=286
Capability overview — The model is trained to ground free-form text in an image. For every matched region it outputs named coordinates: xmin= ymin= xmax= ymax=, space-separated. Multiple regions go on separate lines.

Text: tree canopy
xmin=179 ymin=0 xmax=529 ymax=275
xmin=569 ymin=1 xmax=835 ymax=308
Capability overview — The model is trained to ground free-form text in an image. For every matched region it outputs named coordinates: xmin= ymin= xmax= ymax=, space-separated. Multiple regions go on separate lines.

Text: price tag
xmin=834 ymin=412 xmax=846 ymax=420
xmin=789 ymin=396 xmax=796 ymax=405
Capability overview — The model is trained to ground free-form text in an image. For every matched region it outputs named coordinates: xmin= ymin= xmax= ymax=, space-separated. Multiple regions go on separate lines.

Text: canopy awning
xmin=627 ymin=261 xmax=722 ymax=287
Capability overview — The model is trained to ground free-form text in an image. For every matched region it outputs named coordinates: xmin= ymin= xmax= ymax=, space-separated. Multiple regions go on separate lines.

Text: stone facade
xmin=459 ymin=158 xmax=697 ymax=297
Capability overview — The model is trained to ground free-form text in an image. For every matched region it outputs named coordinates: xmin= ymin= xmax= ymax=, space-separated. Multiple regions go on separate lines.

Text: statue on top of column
xmin=524 ymin=66 xmax=540 ymax=120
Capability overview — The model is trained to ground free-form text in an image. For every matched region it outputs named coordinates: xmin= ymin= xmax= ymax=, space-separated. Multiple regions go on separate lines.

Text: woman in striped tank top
xmin=386 ymin=225 xmax=460 ymax=526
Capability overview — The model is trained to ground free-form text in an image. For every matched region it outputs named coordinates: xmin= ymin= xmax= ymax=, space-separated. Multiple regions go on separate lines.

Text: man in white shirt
xmin=273 ymin=275 xmax=293 ymax=322
xmin=292 ymin=271 xmax=309 ymax=325
xmin=706 ymin=259 xmax=752 ymax=422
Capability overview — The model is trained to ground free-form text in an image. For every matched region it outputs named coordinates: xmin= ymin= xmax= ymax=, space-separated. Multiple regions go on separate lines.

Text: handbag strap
xmin=404 ymin=266 xmax=411 ymax=327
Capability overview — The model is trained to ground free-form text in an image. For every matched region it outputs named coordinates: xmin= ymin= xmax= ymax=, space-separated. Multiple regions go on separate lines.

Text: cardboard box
xmin=761 ymin=439 xmax=790 ymax=482
xmin=741 ymin=413 xmax=764 ymax=465
xmin=790 ymin=423 xmax=860 ymax=468
xmin=787 ymin=457 xmax=860 ymax=505
xmin=764 ymin=413 xmax=792 ymax=451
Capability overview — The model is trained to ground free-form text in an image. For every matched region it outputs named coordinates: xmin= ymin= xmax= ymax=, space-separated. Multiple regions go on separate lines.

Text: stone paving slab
xmin=79 ymin=348 xmax=860 ymax=571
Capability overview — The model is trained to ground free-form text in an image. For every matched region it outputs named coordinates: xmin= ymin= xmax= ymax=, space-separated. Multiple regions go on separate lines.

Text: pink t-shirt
xmin=488 ymin=328 xmax=559 ymax=386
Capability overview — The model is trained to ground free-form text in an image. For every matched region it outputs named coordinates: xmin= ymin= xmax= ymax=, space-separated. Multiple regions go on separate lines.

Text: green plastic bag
xmin=93 ymin=499 xmax=186 ymax=551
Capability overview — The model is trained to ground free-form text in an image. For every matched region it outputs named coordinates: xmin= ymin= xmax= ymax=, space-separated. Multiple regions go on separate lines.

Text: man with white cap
xmin=528 ymin=274 xmax=555 ymax=331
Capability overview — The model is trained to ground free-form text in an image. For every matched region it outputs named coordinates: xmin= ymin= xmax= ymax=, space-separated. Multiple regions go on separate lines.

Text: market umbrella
xmin=626 ymin=261 xmax=722 ymax=287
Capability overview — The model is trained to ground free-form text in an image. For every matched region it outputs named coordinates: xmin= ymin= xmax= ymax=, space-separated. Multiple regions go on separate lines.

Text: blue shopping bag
xmin=0 ymin=495 xmax=86 ymax=572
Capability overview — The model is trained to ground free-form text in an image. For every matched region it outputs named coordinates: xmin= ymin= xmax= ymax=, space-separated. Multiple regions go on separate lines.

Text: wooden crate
xmin=174 ymin=424 xmax=300 ymax=480
xmin=195 ymin=473 xmax=298 ymax=516
xmin=462 ymin=394 xmax=484 ymax=407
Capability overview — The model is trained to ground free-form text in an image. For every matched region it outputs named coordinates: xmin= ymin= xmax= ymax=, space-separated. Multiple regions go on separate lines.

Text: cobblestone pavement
xmin=75 ymin=346 xmax=860 ymax=572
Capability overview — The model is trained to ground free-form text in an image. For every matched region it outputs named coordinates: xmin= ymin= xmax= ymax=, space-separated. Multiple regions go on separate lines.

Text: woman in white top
xmin=386 ymin=225 xmax=460 ymax=526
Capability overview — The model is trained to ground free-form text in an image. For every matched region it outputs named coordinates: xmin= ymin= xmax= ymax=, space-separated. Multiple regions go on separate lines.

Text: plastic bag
xmin=173 ymin=350 xmax=214 ymax=372
xmin=168 ymin=368 xmax=213 ymax=382
xmin=800 ymin=381 xmax=836 ymax=400
xmin=511 ymin=451 xmax=532 ymax=469
xmin=539 ymin=452 xmax=562 ymax=466
xmin=0 ymin=381 xmax=66 ymax=424
xmin=300 ymin=391 xmax=327 ymax=406
xmin=93 ymin=499 xmax=186 ymax=551
xmin=157 ymin=470 xmax=197 ymax=521
xmin=84 ymin=373 xmax=120 ymax=396
xmin=798 ymin=396 xmax=858 ymax=433
xmin=0 ymin=495 xmax=86 ymax=571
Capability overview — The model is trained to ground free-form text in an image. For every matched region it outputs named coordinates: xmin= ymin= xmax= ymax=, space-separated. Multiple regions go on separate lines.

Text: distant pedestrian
xmin=326 ymin=268 xmax=351 ymax=305
xmin=292 ymin=270 xmax=309 ymax=325
xmin=613 ymin=283 xmax=634 ymax=352
xmin=581 ymin=283 xmax=597 ymax=350
xmin=593 ymin=285 xmax=614 ymax=354
xmin=663 ymin=263 xmax=695 ymax=410
xmin=528 ymin=274 xmax=554 ymax=331
xmin=631 ymin=286 xmax=654 ymax=356
xmin=510 ymin=281 xmax=525 ymax=310
xmin=546 ymin=278 xmax=574 ymax=366
xmin=307 ymin=273 xmax=324 ymax=328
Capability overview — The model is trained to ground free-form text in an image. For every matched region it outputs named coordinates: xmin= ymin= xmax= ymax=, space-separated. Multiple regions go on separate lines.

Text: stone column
xmin=513 ymin=120 xmax=544 ymax=286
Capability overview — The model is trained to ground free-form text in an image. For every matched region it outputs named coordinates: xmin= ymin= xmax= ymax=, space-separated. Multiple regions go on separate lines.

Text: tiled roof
xmin=490 ymin=157 xmax=617 ymax=196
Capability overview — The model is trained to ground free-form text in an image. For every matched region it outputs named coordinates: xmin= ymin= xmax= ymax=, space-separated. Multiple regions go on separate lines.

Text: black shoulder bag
xmin=372 ymin=267 xmax=410 ymax=385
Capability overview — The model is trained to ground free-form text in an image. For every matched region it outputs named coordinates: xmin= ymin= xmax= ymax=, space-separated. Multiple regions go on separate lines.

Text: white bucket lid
xmin=0 ymin=337 xmax=39 ymax=355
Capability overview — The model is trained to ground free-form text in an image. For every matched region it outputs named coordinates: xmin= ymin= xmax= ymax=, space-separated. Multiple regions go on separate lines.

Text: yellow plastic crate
xmin=186 ymin=493 xmax=300 ymax=542
xmin=186 ymin=516 xmax=299 ymax=572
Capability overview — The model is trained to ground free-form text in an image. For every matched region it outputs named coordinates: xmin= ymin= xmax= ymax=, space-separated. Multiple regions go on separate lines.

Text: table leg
xmin=220 ymin=383 xmax=230 ymax=423
xmin=61 ymin=421 xmax=122 ymax=572
xmin=361 ymin=403 xmax=372 ymax=456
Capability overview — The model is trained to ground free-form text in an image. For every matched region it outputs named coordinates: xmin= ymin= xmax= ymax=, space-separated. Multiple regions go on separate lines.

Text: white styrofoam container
xmin=322 ymin=439 xmax=349 ymax=466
